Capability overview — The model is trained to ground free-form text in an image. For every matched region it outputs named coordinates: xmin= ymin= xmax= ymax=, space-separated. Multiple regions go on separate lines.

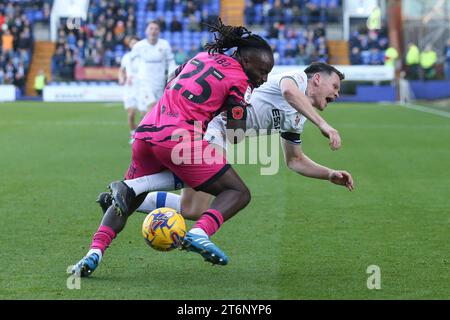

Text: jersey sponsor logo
xmin=232 ymin=106 xmax=245 ymax=120
xmin=272 ymin=109 xmax=281 ymax=130
xmin=244 ymin=85 xmax=252 ymax=104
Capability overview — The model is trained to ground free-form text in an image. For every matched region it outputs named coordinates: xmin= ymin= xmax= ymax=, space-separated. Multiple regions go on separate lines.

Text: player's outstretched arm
xmin=281 ymin=138 xmax=354 ymax=191
xmin=280 ymin=78 xmax=341 ymax=150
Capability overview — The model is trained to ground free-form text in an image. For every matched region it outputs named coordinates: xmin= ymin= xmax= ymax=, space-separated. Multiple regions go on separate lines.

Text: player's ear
xmin=313 ymin=73 xmax=321 ymax=86
xmin=240 ymin=53 xmax=251 ymax=68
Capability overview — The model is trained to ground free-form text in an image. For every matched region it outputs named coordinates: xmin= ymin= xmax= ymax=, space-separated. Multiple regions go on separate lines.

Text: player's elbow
xmin=282 ymin=87 xmax=297 ymax=103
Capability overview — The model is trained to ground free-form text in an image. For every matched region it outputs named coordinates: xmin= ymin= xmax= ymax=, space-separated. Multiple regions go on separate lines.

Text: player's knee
xmin=181 ymin=209 xmax=202 ymax=221
xmin=180 ymin=202 xmax=202 ymax=221
xmin=239 ymin=186 xmax=251 ymax=209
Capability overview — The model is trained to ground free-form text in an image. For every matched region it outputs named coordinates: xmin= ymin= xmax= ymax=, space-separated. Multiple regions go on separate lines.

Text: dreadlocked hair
xmin=203 ymin=18 xmax=272 ymax=56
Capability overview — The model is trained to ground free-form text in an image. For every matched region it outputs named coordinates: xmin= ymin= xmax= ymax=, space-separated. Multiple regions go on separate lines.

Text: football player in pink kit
xmin=72 ymin=20 xmax=274 ymax=276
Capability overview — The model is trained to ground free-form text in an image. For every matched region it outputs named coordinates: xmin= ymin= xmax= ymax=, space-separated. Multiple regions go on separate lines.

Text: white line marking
xmin=401 ymin=103 xmax=450 ymax=119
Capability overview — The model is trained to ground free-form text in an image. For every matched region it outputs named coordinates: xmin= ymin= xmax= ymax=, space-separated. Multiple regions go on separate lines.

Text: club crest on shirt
xmin=244 ymin=86 xmax=252 ymax=104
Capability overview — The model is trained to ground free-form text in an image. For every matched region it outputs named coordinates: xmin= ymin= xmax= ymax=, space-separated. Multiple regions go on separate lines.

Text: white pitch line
xmin=401 ymin=103 xmax=450 ymax=119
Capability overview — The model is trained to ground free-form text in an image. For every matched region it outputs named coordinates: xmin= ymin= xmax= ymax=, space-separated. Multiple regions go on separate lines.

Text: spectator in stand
xmin=103 ymin=31 xmax=116 ymax=51
xmin=187 ymin=43 xmax=200 ymax=60
xmin=84 ymin=43 xmax=98 ymax=67
xmin=2 ymin=29 xmax=14 ymax=53
xmin=350 ymin=47 xmax=362 ymax=65
xmin=295 ymin=43 xmax=309 ymax=65
xmin=269 ymin=44 xmax=279 ymax=64
xmin=17 ymin=30 xmax=30 ymax=50
xmin=51 ymin=45 xmax=65 ymax=80
xmin=173 ymin=45 xmax=187 ymax=65
xmin=316 ymin=41 xmax=328 ymax=63
xmin=114 ymin=20 xmax=126 ymax=43
xmin=166 ymin=0 xmax=180 ymax=11
xmin=244 ymin=2 xmax=255 ymax=26
xmin=305 ymin=32 xmax=317 ymax=59
xmin=267 ymin=22 xmax=281 ymax=39
xmin=284 ymin=42 xmax=298 ymax=59
xmin=4 ymin=60 xmax=15 ymax=84
xmin=268 ymin=0 xmax=284 ymax=25
xmin=304 ymin=0 xmax=321 ymax=25
xmin=183 ymin=1 xmax=197 ymax=18
xmin=368 ymin=30 xmax=379 ymax=50
xmin=170 ymin=16 xmax=183 ymax=32
xmin=61 ymin=50 xmax=76 ymax=80
xmin=146 ymin=0 xmax=157 ymax=11
xmin=125 ymin=20 xmax=135 ymax=37
xmin=14 ymin=61 xmax=25 ymax=94
xmin=284 ymin=26 xmax=298 ymax=40
xmin=369 ymin=48 xmax=383 ymax=65
xmin=314 ymin=22 xmax=326 ymax=39
xmin=187 ymin=14 xmax=201 ymax=32
xmin=156 ymin=16 xmax=167 ymax=32
xmin=326 ymin=0 xmax=341 ymax=23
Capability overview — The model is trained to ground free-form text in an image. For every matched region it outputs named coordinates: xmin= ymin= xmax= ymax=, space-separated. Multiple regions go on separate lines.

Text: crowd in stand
xmin=245 ymin=0 xmax=341 ymax=26
xmin=52 ymin=0 xmax=137 ymax=80
xmin=0 ymin=1 xmax=50 ymax=93
xmin=244 ymin=0 xmax=341 ymax=65
xmin=265 ymin=21 xmax=328 ymax=65
xmin=349 ymin=26 xmax=389 ymax=66
xmin=50 ymin=0 xmax=344 ymax=78
xmin=52 ymin=0 xmax=218 ymax=80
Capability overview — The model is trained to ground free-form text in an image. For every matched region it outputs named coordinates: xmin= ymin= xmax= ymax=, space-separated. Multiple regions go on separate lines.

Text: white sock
xmin=189 ymin=228 xmax=208 ymax=238
xmin=137 ymin=192 xmax=181 ymax=213
xmin=123 ymin=170 xmax=184 ymax=196
xmin=86 ymin=248 xmax=103 ymax=262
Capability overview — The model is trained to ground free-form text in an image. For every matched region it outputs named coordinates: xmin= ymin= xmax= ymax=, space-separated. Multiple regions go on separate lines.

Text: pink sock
xmin=193 ymin=209 xmax=224 ymax=237
xmin=90 ymin=225 xmax=116 ymax=254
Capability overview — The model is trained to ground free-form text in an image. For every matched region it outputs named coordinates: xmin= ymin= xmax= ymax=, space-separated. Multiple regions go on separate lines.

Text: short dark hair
xmin=148 ymin=20 xmax=161 ymax=28
xmin=304 ymin=62 xmax=345 ymax=81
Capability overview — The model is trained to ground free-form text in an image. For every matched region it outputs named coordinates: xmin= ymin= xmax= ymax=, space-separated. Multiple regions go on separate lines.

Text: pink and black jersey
xmin=134 ymin=52 xmax=252 ymax=148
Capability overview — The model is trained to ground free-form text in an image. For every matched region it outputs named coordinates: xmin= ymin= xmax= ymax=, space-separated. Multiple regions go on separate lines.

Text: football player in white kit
xmin=131 ymin=21 xmax=177 ymax=115
xmin=118 ymin=36 xmax=140 ymax=143
xmin=97 ymin=62 xmax=354 ymax=221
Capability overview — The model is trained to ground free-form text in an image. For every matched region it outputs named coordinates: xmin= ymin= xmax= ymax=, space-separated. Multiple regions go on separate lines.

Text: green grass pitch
xmin=0 ymin=101 xmax=449 ymax=299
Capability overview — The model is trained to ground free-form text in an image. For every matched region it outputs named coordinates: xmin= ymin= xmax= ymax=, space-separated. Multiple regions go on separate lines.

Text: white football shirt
xmin=120 ymin=51 xmax=139 ymax=86
xmin=131 ymin=38 xmax=176 ymax=89
xmin=246 ymin=70 xmax=308 ymax=136
xmin=204 ymin=70 xmax=309 ymax=148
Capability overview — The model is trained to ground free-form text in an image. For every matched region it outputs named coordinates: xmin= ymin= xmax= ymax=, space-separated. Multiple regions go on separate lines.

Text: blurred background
xmin=0 ymin=0 xmax=449 ymax=105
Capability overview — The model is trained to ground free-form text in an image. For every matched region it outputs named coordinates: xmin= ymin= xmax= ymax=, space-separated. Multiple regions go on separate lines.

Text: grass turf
xmin=0 ymin=101 xmax=449 ymax=299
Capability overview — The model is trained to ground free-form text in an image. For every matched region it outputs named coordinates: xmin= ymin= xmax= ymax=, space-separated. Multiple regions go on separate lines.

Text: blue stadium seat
xmin=156 ymin=0 xmax=165 ymax=12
